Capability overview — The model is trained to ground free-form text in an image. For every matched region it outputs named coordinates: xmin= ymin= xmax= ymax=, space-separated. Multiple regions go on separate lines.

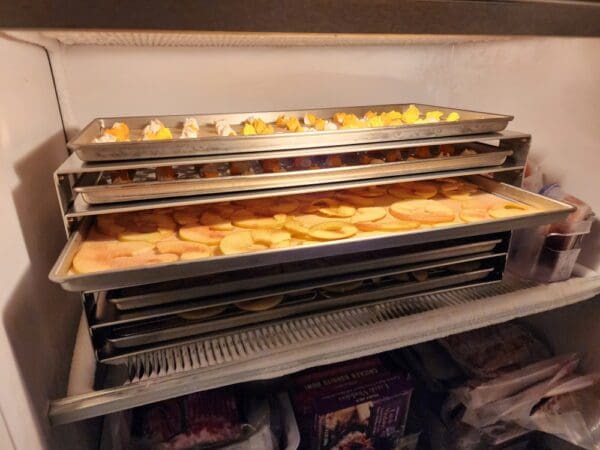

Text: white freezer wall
xmin=0 ymin=37 xmax=96 ymax=450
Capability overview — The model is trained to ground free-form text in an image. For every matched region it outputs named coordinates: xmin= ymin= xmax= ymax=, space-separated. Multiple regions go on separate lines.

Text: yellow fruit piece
xmin=335 ymin=192 xmax=375 ymax=207
xmin=402 ymin=104 xmax=420 ymax=124
xmin=105 ymin=122 xmax=129 ymax=141
xmin=252 ymin=118 xmax=267 ymax=134
xmin=232 ymin=209 xmax=287 ymax=229
xmin=179 ymin=225 xmax=226 ymax=245
xmin=425 ymin=111 xmax=444 ymax=121
xmin=390 ymin=199 xmax=455 ymax=224
xmin=446 ymin=112 xmax=460 ymax=122
xmin=460 ymin=208 xmax=490 ymax=223
xmin=440 ymin=182 xmax=479 ymax=200
xmin=315 ymin=118 xmax=327 ymax=131
xmin=388 ymin=181 xmax=438 ymax=200
xmin=355 ymin=220 xmax=419 ymax=232
xmin=284 ymin=219 xmax=311 ymax=237
xmin=269 ymin=198 xmax=300 ymax=214
xmin=156 ymin=238 xmax=211 ymax=256
xmin=489 ymin=203 xmax=530 ymax=218
xmin=118 ymin=230 xmax=167 ymax=243
xmin=155 ymin=127 xmax=173 ymax=140
xmin=309 ymin=222 xmax=358 ymax=241
xmin=367 ymin=116 xmax=384 ymax=128
xmin=275 ymin=115 xmax=289 ymax=128
xmin=220 ymin=231 xmax=267 ymax=255
xmin=333 ymin=112 xmax=346 ymax=125
xmin=341 ymin=114 xmax=363 ymax=129
xmin=363 ymin=110 xmax=377 ymax=120
xmin=200 ymin=211 xmax=234 ymax=231
xmin=304 ymin=113 xmax=317 ymax=126
xmin=386 ymin=110 xmax=402 ymax=121
xmin=242 ymin=123 xmax=257 ymax=135
xmin=351 ymin=207 xmax=387 ymax=223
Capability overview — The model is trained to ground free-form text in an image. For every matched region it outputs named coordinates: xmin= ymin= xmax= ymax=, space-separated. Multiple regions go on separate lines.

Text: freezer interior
xmin=0 ymin=29 xmax=599 ymax=450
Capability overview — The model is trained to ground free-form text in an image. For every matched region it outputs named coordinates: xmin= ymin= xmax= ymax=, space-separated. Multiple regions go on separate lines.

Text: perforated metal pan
xmin=68 ymin=104 xmax=513 ymax=161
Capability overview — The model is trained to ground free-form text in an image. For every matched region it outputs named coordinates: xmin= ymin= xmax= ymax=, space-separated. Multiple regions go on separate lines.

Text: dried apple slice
xmin=219 ymin=231 xmax=268 ymax=255
xmin=156 ymin=238 xmax=211 ymax=256
xmin=73 ymin=240 xmax=158 ymax=274
xmin=309 ymin=222 xmax=358 ymax=240
xmin=388 ymin=181 xmax=438 ymax=200
xmin=351 ymin=207 xmax=387 ymax=223
xmin=231 ymin=209 xmax=287 ymax=229
xmin=355 ymin=220 xmax=419 ymax=232
xmin=200 ymin=210 xmax=234 ymax=231
xmin=335 ymin=192 xmax=375 ymax=207
xmin=309 ymin=198 xmax=356 ymax=218
xmin=284 ymin=219 xmax=311 ymax=237
xmin=180 ymin=251 xmax=212 ymax=260
xmin=390 ymin=199 xmax=455 ymax=224
xmin=269 ymin=198 xmax=300 ymax=214
xmin=250 ymin=229 xmax=291 ymax=247
xmin=179 ymin=225 xmax=226 ymax=245
xmin=489 ymin=203 xmax=530 ymax=218
xmin=110 ymin=253 xmax=179 ymax=269
xmin=460 ymin=208 xmax=490 ymax=223
xmin=118 ymin=213 xmax=177 ymax=243
xmin=440 ymin=182 xmax=479 ymax=200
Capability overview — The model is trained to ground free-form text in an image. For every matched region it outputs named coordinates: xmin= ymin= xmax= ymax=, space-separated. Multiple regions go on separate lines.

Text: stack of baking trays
xmin=50 ymin=104 xmax=574 ymax=364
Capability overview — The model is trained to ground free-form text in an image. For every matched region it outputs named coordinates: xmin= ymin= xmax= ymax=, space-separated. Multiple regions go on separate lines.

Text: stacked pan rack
xmin=51 ymin=104 xmax=573 ymax=368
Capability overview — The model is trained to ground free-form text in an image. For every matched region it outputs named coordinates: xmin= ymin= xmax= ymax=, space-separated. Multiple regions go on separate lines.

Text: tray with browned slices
xmin=49 ymin=175 xmax=573 ymax=292
xmin=68 ymin=104 xmax=513 ymax=161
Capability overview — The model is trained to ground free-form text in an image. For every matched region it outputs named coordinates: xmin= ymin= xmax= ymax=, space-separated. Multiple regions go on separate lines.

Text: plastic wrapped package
xmin=101 ymin=389 xmax=299 ymax=450
xmin=438 ymin=323 xmax=551 ymax=380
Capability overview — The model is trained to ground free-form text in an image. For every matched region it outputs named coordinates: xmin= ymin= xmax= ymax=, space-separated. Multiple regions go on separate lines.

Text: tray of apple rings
xmin=49 ymin=175 xmax=573 ymax=293
xmin=67 ymin=104 xmax=513 ymax=161
xmin=89 ymin=254 xmax=504 ymax=358
xmin=73 ymin=142 xmax=513 ymax=205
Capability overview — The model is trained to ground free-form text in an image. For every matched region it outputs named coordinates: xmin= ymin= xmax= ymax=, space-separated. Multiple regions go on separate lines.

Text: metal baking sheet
xmin=107 ymin=237 xmax=504 ymax=311
xmin=68 ymin=104 xmax=513 ymax=161
xmin=74 ymin=148 xmax=512 ymax=205
xmin=49 ymin=176 xmax=573 ymax=292
xmin=91 ymin=252 xmax=505 ymax=328
xmin=101 ymin=268 xmax=497 ymax=352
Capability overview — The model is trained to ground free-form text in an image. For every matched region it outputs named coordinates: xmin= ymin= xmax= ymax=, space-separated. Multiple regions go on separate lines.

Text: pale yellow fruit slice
xmin=232 ymin=210 xmax=287 ymax=229
xmin=269 ymin=198 xmax=300 ymax=214
xmin=200 ymin=211 xmax=234 ymax=231
xmin=178 ymin=306 xmax=226 ymax=320
xmin=347 ymin=186 xmax=386 ymax=198
xmin=110 ymin=253 xmax=179 ymax=269
xmin=390 ymin=199 xmax=455 ymax=224
xmin=250 ymin=229 xmax=291 ymax=246
xmin=118 ymin=230 xmax=172 ymax=243
xmin=179 ymin=225 xmax=226 ymax=245
xmin=309 ymin=222 xmax=358 ymax=240
xmin=489 ymin=203 xmax=530 ymax=218
xmin=180 ymin=251 xmax=212 ymax=260
xmin=219 ymin=231 xmax=269 ymax=255
xmin=72 ymin=240 xmax=159 ymax=274
xmin=309 ymin=198 xmax=356 ymax=218
xmin=117 ymin=212 xmax=177 ymax=243
xmin=350 ymin=207 xmax=387 ymax=223
xmin=235 ymin=294 xmax=284 ymax=312
xmin=284 ymin=219 xmax=311 ymax=237
xmin=440 ymin=182 xmax=479 ymax=200
xmin=335 ymin=192 xmax=375 ymax=207
xmin=355 ymin=220 xmax=419 ymax=232
xmin=156 ymin=238 xmax=211 ymax=256
xmin=388 ymin=181 xmax=438 ymax=200
xmin=460 ymin=208 xmax=490 ymax=223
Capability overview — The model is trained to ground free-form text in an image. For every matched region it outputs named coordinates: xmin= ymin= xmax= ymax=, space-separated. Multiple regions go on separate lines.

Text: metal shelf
xmin=48 ymin=271 xmax=600 ymax=425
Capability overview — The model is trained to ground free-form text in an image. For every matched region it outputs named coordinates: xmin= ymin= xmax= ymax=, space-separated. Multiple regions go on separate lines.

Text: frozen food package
xmin=129 ymin=386 xmax=269 ymax=450
xmin=453 ymin=353 xmax=580 ymax=410
xmin=458 ymin=354 xmax=579 ymax=428
xmin=289 ymin=356 xmax=413 ymax=450
xmin=529 ymin=376 xmax=600 ymax=450
xmin=438 ymin=322 xmax=551 ymax=379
